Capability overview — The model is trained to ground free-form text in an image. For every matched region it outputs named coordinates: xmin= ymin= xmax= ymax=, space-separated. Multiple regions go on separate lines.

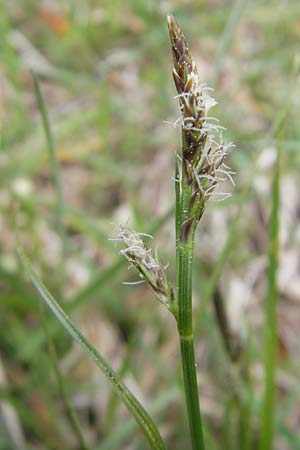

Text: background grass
xmin=1 ymin=0 xmax=300 ymax=449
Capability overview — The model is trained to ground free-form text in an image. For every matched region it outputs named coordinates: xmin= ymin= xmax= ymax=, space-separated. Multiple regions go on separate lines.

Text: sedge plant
xmin=18 ymin=15 xmax=236 ymax=450
xmin=115 ymin=15 xmax=235 ymax=450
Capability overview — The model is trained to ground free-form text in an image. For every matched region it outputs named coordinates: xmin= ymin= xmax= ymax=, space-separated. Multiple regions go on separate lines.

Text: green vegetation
xmin=1 ymin=1 xmax=300 ymax=449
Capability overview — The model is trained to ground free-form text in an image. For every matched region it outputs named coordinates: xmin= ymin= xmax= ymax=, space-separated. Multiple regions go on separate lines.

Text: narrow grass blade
xmin=104 ymin=333 xmax=137 ymax=432
xmin=32 ymin=72 xmax=66 ymax=275
xmin=259 ymin=135 xmax=282 ymax=450
xmin=17 ymin=244 xmax=166 ymax=450
xmin=39 ymin=304 xmax=90 ymax=450
xmin=29 ymin=76 xmax=85 ymax=446
xmin=96 ymin=387 xmax=178 ymax=450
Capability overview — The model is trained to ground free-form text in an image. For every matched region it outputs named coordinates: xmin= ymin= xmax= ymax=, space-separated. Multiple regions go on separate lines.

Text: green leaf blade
xmin=17 ymin=243 xmax=166 ymax=450
xmin=259 ymin=136 xmax=282 ymax=450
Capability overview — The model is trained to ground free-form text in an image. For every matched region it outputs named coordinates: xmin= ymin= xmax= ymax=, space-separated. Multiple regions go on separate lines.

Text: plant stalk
xmin=177 ymin=239 xmax=205 ymax=450
xmin=176 ymin=180 xmax=205 ymax=450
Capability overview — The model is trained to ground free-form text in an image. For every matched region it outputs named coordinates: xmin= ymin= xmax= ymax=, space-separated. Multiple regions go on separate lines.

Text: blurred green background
xmin=1 ymin=0 xmax=300 ymax=449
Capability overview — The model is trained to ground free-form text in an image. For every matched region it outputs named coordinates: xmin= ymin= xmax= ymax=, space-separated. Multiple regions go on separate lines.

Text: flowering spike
xmin=117 ymin=225 xmax=177 ymax=316
xmin=168 ymin=14 xmax=235 ymax=233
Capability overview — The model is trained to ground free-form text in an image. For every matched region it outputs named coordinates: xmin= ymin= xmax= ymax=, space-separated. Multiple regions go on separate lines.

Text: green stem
xmin=177 ymin=240 xmax=205 ymax=450
xmin=175 ymin=171 xmax=205 ymax=450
